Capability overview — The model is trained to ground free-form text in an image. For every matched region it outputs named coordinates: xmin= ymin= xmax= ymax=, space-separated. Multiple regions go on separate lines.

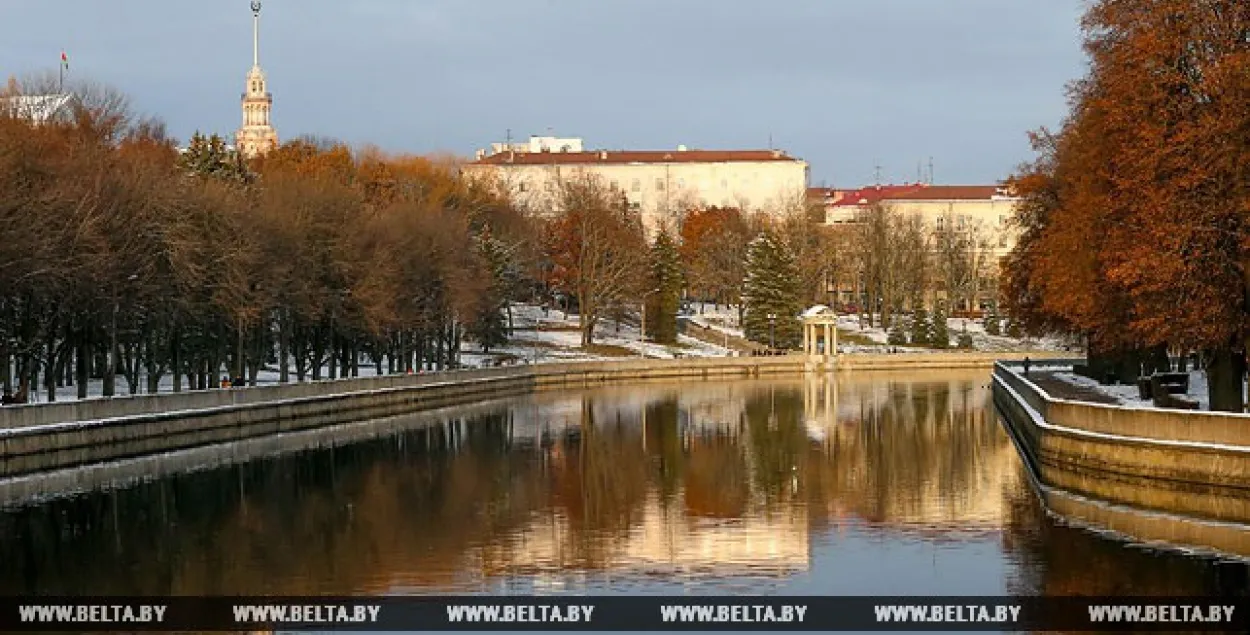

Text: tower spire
xmin=251 ymin=1 xmax=261 ymax=68
xmin=237 ymin=0 xmax=277 ymax=158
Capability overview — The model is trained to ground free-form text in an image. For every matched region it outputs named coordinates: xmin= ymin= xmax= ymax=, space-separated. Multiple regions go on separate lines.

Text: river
xmin=0 ymin=369 xmax=1245 ymax=596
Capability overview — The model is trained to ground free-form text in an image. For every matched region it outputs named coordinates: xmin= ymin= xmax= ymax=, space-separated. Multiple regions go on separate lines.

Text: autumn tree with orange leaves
xmin=679 ymin=206 xmax=751 ymax=307
xmin=544 ymin=175 xmax=647 ymax=347
xmin=1005 ymin=0 xmax=1250 ymax=410
xmin=0 ymin=77 xmax=530 ymax=402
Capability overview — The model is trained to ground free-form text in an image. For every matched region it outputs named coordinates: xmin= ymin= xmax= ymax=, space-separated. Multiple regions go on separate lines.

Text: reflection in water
xmin=0 ymin=370 xmax=1245 ymax=596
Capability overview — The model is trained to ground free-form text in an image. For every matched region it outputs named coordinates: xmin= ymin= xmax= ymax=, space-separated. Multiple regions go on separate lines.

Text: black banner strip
xmin=1 ymin=596 xmax=1246 ymax=632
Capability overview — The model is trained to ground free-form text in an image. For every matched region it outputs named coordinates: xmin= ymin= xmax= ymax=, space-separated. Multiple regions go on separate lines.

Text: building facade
xmin=235 ymin=1 xmax=278 ymax=159
xmin=0 ymin=93 xmax=75 ymax=125
xmin=817 ymin=183 xmax=1022 ymax=312
xmin=463 ymin=136 xmax=810 ymax=235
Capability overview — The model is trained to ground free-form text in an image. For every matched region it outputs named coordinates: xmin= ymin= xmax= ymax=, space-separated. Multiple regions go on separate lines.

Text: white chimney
xmin=677 ymin=144 xmax=687 ymax=152
xmin=475 ymin=149 xmax=485 ymax=160
xmin=599 ymin=151 xmax=608 ymax=160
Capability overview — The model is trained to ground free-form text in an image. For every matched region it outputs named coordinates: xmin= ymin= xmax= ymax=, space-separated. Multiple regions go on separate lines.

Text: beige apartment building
xmin=812 ymin=183 xmax=1021 ymax=311
xmin=462 ymin=135 xmax=810 ymax=235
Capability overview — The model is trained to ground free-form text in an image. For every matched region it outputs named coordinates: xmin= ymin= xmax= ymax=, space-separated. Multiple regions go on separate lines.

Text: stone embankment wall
xmin=0 ymin=352 xmax=1049 ymax=477
xmin=993 ymin=361 xmax=1250 ymax=555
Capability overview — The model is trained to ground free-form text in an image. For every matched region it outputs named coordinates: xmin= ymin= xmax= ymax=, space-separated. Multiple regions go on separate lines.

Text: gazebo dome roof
xmin=801 ymin=305 xmax=836 ymax=319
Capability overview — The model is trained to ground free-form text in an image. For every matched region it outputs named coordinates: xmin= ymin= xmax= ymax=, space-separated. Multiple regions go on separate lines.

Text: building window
xmin=720 ymin=179 xmax=728 ymax=189
xmin=628 ymin=201 xmax=641 ymax=211
xmin=545 ymin=181 xmax=555 ymax=193
xmin=518 ymin=182 xmax=528 ymax=193
xmin=677 ymin=178 xmax=685 ymax=189
xmin=999 ymin=235 xmax=1008 ymax=248
xmin=999 ymin=215 xmax=1006 ymax=226
xmin=631 ymin=179 xmax=641 ymax=192
xmin=611 ymin=180 xmax=619 ymax=190
xmin=655 ymin=178 xmax=665 ymax=191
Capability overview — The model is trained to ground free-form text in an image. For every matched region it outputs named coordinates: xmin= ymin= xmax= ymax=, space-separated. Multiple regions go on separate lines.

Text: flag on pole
xmin=61 ymin=52 xmax=68 ymax=71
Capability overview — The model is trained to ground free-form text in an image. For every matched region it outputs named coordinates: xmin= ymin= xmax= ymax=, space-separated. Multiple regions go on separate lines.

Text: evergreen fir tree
xmin=178 ymin=131 xmax=252 ymax=184
xmin=742 ymin=230 xmax=803 ymax=348
xmin=984 ymin=303 xmax=1002 ymax=336
xmin=465 ymin=228 xmax=510 ymax=353
xmin=887 ymin=318 xmax=909 ymax=345
xmin=910 ymin=308 xmax=930 ymax=346
xmin=645 ymin=228 xmax=684 ymax=344
xmin=1006 ymin=319 xmax=1023 ymax=339
xmin=931 ymin=302 xmax=951 ymax=349
xmin=957 ymin=323 xmax=974 ymax=349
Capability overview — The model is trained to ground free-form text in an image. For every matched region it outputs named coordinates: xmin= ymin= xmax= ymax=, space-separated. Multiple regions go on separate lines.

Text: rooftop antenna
xmin=768 ymin=132 xmax=773 ymax=149
xmin=506 ymin=128 xmax=512 ymax=146
xmin=873 ymin=161 xmax=883 ymax=186
xmin=928 ymin=157 xmax=935 ymax=184
xmin=916 ymin=160 xmax=922 ymax=184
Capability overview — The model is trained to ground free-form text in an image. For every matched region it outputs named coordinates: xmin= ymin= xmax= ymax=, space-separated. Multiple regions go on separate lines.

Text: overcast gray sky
xmin=2 ymin=0 xmax=1087 ymax=186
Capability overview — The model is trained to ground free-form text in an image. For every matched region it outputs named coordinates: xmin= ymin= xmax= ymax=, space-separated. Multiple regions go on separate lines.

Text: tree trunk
xmin=1207 ymin=343 xmax=1246 ymax=413
xmin=103 ymin=304 xmax=118 ymax=397
xmin=311 ymin=325 xmax=324 ymax=381
xmin=1 ymin=341 xmax=10 ymax=394
xmin=43 ymin=334 xmax=57 ymax=403
xmin=76 ymin=333 xmax=89 ymax=399
xmin=278 ymin=310 xmax=290 ymax=383
xmin=328 ymin=332 xmax=338 ymax=380
xmin=350 ymin=339 xmax=360 ymax=377
xmin=170 ymin=326 xmax=182 ymax=393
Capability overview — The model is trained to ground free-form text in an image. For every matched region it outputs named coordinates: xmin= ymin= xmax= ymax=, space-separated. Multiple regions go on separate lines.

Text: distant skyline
xmin=2 ymin=0 xmax=1087 ymax=186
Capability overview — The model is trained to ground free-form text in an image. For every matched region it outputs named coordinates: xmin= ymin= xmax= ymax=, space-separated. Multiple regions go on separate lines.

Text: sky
xmin=2 ymin=0 xmax=1088 ymax=186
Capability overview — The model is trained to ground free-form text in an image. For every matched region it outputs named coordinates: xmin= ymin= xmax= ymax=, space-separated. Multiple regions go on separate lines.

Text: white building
xmin=463 ymin=136 xmax=810 ymax=234
xmin=0 ymin=93 xmax=76 ymax=125
xmin=816 ymin=183 xmax=1023 ymax=311
xmin=487 ymin=135 xmax=583 ymax=156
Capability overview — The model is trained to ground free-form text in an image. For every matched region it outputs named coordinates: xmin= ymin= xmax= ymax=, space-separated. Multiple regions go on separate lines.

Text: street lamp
xmin=767 ymin=313 xmax=778 ymax=350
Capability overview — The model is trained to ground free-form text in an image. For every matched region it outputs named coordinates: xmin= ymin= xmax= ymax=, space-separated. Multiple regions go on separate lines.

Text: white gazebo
xmin=801 ymin=305 xmax=838 ymax=370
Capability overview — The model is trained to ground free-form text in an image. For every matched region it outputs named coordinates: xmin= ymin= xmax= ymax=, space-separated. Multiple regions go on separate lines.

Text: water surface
xmin=1 ymin=370 xmax=1246 ymax=597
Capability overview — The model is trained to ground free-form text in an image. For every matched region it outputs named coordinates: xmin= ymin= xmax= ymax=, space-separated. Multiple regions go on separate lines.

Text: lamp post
xmin=767 ymin=313 xmax=777 ymax=350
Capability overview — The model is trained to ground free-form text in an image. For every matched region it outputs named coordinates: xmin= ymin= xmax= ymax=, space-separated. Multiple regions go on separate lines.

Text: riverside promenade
xmin=0 ymin=352 xmax=1058 ymax=475
xmin=993 ymin=360 xmax=1250 ymax=559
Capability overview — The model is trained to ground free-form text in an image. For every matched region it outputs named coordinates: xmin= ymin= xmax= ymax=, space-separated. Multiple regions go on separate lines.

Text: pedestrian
xmin=220 ymin=376 xmax=231 ymax=389
xmin=0 ymin=391 xmax=13 ymax=405
xmin=1023 ymin=356 xmax=1031 ymax=377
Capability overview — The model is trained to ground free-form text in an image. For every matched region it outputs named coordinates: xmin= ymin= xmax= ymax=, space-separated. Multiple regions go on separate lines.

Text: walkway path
xmin=1027 ymin=371 xmax=1119 ymax=405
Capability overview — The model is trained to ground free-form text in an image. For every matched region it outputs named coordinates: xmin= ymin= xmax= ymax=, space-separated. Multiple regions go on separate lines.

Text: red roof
xmin=827 ymin=184 xmax=1008 ymax=206
xmin=471 ymin=149 xmax=800 ymax=166
xmin=885 ymin=185 xmax=1003 ymax=200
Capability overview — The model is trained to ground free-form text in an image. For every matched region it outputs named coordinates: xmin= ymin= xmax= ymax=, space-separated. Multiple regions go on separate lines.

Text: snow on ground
xmin=833 ymin=314 xmax=1073 ymax=355
xmin=686 ymin=303 xmax=1070 ymax=354
xmin=1046 ymin=368 xmax=1249 ymax=412
xmin=23 ymin=366 xmax=391 ymax=405
xmin=12 ymin=302 xmax=1069 ymax=406
xmin=685 ymin=302 xmax=745 ymax=339
xmin=464 ymin=303 xmax=733 ymax=368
